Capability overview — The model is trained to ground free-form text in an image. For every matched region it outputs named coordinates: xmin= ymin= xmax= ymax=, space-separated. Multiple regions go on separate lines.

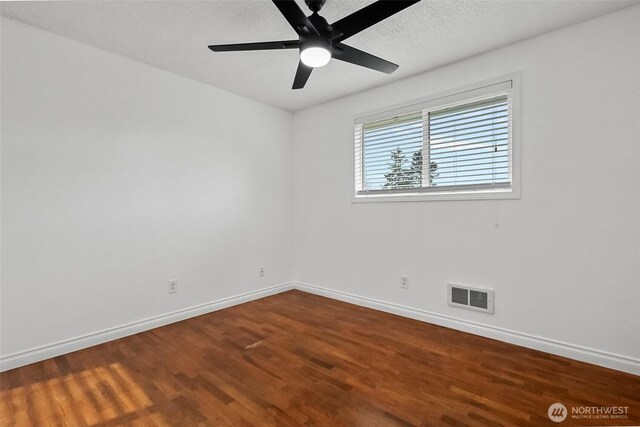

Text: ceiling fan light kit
xmin=300 ymin=45 xmax=331 ymax=67
xmin=300 ymin=36 xmax=332 ymax=67
xmin=208 ymin=0 xmax=421 ymax=89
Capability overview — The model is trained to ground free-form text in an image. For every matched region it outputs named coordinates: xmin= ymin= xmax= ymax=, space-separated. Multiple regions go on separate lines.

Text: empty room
xmin=1 ymin=0 xmax=639 ymax=425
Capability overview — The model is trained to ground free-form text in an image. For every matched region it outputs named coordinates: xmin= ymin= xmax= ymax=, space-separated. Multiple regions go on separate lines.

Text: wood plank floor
xmin=1 ymin=290 xmax=638 ymax=426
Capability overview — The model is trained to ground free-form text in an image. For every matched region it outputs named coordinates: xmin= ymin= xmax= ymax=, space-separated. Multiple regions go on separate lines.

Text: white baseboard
xmin=3 ymin=281 xmax=638 ymax=376
xmin=0 ymin=282 xmax=294 ymax=372
xmin=294 ymin=281 xmax=640 ymax=376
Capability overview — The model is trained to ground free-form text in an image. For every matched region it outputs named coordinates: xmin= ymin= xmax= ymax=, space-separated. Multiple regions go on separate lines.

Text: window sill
xmin=352 ymin=188 xmax=520 ymax=203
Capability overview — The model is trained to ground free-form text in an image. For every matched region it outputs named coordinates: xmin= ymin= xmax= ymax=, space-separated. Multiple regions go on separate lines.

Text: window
xmin=354 ymin=78 xmax=519 ymax=200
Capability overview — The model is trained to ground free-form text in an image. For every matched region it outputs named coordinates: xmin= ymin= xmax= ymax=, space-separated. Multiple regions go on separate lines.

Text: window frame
xmin=353 ymin=73 xmax=521 ymax=203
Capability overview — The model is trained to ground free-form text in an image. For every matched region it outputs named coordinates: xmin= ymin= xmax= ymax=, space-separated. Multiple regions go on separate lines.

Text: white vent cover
xmin=448 ymin=283 xmax=494 ymax=313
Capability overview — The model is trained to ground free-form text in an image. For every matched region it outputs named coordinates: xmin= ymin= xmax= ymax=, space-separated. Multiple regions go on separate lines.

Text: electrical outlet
xmin=401 ymin=275 xmax=409 ymax=289
xmin=259 ymin=266 xmax=264 ymax=277
xmin=168 ymin=280 xmax=178 ymax=294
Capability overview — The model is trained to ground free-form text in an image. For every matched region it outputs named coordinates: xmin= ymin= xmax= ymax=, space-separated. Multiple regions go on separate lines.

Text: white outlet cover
xmin=401 ymin=275 xmax=409 ymax=289
xmin=168 ymin=280 xmax=177 ymax=294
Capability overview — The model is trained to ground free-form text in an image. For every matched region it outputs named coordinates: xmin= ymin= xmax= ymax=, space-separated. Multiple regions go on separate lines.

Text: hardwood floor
xmin=1 ymin=290 xmax=638 ymax=426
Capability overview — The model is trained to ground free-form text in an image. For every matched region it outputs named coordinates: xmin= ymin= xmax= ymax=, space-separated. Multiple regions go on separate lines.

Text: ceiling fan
xmin=208 ymin=0 xmax=421 ymax=89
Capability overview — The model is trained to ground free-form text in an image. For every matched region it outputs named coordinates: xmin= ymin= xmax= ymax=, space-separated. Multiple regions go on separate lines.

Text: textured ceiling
xmin=1 ymin=0 xmax=637 ymax=111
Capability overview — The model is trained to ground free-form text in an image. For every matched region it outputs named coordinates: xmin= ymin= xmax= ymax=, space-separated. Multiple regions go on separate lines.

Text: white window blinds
xmin=355 ymin=80 xmax=513 ymax=197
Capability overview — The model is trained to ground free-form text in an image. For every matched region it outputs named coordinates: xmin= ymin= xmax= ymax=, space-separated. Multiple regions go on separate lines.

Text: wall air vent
xmin=447 ymin=283 xmax=494 ymax=314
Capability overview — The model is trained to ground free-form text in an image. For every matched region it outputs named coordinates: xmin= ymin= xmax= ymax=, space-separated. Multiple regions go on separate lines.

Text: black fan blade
xmin=332 ymin=43 xmax=398 ymax=74
xmin=292 ymin=61 xmax=313 ymax=89
xmin=209 ymin=40 xmax=299 ymax=52
xmin=272 ymin=0 xmax=319 ymax=36
xmin=331 ymin=0 xmax=421 ymax=43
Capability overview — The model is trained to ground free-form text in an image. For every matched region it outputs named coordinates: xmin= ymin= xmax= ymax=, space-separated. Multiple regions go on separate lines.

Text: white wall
xmin=0 ymin=18 xmax=294 ymax=361
xmin=293 ymin=6 xmax=640 ymax=369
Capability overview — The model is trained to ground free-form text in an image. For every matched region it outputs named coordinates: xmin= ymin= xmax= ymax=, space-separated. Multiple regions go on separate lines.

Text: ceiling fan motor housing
xmin=300 ymin=35 xmax=331 ymax=53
